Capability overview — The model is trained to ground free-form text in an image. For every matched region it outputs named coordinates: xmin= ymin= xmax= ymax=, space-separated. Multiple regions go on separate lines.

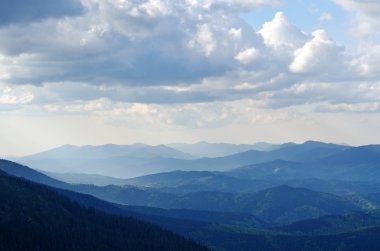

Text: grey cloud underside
xmin=6 ymin=54 xmax=228 ymax=87
xmin=0 ymin=0 xmax=84 ymax=26
xmin=0 ymin=1 xmax=248 ymax=86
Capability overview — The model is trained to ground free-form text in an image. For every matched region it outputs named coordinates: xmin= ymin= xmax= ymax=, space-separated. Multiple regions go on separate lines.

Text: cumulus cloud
xmin=235 ymin=47 xmax=260 ymax=64
xmin=289 ymin=30 xmax=345 ymax=75
xmin=258 ymin=12 xmax=307 ymax=51
xmin=0 ymin=0 xmax=272 ymax=87
xmin=0 ymin=2 xmax=379 ymax=119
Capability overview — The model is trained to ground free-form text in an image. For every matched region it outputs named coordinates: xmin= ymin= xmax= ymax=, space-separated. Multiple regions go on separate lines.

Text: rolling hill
xmin=235 ymin=185 xmax=359 ymax=224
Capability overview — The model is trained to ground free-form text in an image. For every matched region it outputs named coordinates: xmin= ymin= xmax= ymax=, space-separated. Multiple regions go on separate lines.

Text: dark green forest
xmin=0 ymin=170 xmax=208 ymax=251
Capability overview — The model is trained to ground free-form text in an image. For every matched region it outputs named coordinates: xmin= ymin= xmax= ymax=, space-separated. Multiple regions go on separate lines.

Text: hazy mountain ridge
xmin=23 ymin=143 xmax=195 ymax=160
xmin=42 ymin=171 xmax=130 ymax=186
xmin=168 ymin=141 xmax=281 ymax=157
xmin=15 ymin=141 xmax=353 ymax=178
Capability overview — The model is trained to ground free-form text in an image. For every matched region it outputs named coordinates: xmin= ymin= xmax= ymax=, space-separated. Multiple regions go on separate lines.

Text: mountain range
xmin=168 ymin=141 xmax=281 ymax=157
xmin=15 ymin=140 xmax=353 ymax=178
xmin=3 ymin=140 xmax=380 ymax=250
xmin=2 ymin=159 xmax=380 ymax=250
xmin=1 ymin=158 xmax=379 ymax=225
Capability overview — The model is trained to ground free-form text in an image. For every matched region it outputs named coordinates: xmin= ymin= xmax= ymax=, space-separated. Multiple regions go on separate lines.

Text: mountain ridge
xmin=14 ymin=141 xmax=353 ymax=177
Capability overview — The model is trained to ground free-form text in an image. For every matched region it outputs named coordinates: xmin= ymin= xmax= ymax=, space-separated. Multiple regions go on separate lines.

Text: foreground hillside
xmin=0 ymin=170 xmax=207 ymax=251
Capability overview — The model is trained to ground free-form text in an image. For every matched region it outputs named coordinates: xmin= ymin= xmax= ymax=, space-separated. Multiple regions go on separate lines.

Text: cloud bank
xmin=0 ymin=0 xmax=380 ymax=130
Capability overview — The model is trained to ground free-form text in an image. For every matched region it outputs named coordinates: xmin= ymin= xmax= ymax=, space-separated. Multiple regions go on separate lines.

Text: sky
xmin=1 ymin=0 xmax=380 ymax=156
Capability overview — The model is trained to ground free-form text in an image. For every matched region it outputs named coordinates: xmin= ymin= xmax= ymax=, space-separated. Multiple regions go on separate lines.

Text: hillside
xmin=236 ymin=185 xmax=359 ymax=224
xmin=0 ymin=171 xmax=208 ymax=251
xmin=0 ymin=159 xmax=69 ymax=189
xmin=278 ymin=211 xmax=380 ymax=235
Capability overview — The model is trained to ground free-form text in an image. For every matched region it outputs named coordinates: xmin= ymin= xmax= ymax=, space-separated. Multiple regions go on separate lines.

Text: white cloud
xmin=235 ymin=47 xmax=260 ymax=64
xmin=0 ymin=0 xmax=268 ymax=86
xmin=127 ymin=103 xmax=157 ymax=115
xmin=0 ymin=5 xmax=379 ymax=121
xmin=135 ymin=0 xmax=171 ymax=17
xmin=188 ymin=24 xmax=217 ymax=56
xmin=258 ymin=12 xmax=307 ymax=51
xmin=353 ymin=44 xmax=380 ymax=77
xmin=0 ymin=85 xmax=34 ymax=105
xmin=289 ymin=30 xmax=344 ymax=75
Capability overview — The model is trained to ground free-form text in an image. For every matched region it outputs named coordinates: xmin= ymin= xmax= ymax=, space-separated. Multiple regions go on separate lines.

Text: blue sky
xmin=0 ymin=0 xmax=380 ymax=155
